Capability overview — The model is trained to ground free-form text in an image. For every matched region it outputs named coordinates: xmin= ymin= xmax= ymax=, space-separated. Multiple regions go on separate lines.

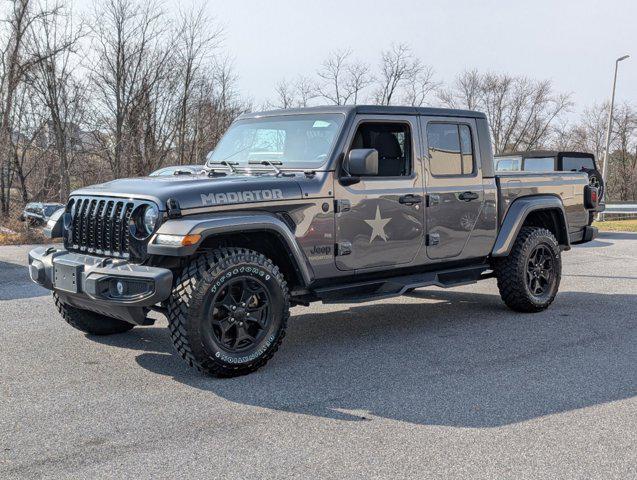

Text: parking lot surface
xmin=1 ymin=233 xmax=636 ymax=479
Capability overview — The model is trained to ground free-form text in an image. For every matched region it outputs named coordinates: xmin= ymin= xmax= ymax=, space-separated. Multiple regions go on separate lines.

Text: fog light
xmin=116 ymin=280 xmax=125 ymax=295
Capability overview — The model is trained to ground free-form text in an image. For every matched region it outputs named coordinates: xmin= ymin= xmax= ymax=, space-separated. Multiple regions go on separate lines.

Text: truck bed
xmin=496 ymin=171 xmax=590 ymax=234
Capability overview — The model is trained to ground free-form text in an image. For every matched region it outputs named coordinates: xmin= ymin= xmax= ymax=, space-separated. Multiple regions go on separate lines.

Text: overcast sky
xmin=79 ymin=0 xmax=637 ymax=113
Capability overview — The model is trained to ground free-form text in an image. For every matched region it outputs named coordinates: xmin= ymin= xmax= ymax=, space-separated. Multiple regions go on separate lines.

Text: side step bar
xmin=315 ymin=264 xmax=492 ymax=304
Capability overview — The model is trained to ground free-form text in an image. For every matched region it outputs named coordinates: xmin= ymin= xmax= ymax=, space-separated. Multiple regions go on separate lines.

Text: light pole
xmin=600 ymin=54 xmax=630 ymax=219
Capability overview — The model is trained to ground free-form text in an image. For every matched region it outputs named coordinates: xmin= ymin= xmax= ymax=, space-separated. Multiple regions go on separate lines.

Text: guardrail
xmin=599 ymin=203 xmax=637 ymax=221
xmin=604 ymin=203 xmax=637 ymax=213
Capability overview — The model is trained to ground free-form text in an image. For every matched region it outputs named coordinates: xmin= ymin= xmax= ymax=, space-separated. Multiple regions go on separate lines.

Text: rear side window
xmin=524 ymin=157 xmax=555 ymax=172
xmin=562 ymin=156 xmax=595 ymax=171
xmin=427 ymin=123 xmax=474 ymax=176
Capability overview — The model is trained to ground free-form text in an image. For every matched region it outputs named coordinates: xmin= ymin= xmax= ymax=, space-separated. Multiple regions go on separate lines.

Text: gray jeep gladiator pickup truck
xmin=28 ymin=106 xmax=598 ymax=377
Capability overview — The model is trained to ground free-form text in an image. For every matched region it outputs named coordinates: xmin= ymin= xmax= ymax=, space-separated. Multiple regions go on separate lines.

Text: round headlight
xmin=143 ymin=205 xmax=159 ymax=235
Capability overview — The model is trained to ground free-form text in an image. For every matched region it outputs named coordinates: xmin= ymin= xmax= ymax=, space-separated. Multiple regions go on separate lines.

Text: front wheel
xmin=494 ymin=227 xmax=562 ymax=312
xmin=167 ymin=248 xmax=289 ymax=377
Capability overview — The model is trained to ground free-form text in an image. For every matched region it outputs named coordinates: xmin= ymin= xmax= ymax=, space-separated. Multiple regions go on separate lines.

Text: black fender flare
xmin=147 ymin=212 xmax=314 ymax=286
xmin=491 ymin=195 xmax=570 ymax=257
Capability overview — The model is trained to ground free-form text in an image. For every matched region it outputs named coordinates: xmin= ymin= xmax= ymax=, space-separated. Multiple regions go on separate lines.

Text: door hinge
xmin=335 ymin=241 xmax=352 ymax=256
xmin=334 ymin=199 xmax=351 ymax=213
xmin=426 ymin=194 xmax=440 ymax=207
xmin=426 ymin=233 xmax=440 ymax=246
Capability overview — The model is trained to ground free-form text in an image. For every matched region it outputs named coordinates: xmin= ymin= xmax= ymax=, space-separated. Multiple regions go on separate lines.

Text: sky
xmin=77 ymin=0 xmax=637 ymax=114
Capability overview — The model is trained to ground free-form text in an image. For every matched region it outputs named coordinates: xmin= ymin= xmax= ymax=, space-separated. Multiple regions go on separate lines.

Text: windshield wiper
xmin=208 ymin=160 xmax=239 ymax=173
xmin=248 ymin=160 xmax=284 ymax=176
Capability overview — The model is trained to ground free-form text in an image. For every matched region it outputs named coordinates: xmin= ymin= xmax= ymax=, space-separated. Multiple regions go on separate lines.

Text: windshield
xmin=207 ymin=114 xmax=345 ymax=169
xmin=44 ymin=206 xmax=59 ymax=216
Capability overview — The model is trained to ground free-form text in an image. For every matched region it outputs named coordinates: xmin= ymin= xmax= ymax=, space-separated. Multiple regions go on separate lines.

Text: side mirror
xmin=345 ymin=148 xmax=378 ymax=176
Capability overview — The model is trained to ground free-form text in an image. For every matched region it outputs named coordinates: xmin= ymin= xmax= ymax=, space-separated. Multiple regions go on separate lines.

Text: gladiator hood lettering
xmin=71 ymin=174 xmax=302 ymax=211
xmin=201 ymin=188 xmax=284 ymax=206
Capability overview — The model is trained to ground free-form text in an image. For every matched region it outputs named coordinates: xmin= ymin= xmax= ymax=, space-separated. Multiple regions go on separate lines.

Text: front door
xmin=334 ymin=116 xmax=425 ymax=271
xmin=421 ymin=117 xmax=485 ymax=260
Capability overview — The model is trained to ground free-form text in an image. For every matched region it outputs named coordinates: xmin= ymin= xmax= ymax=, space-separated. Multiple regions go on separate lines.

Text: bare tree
xmin=274 ymin=78 xmax=296 ymax=109
xmin=438 ymin=69 xmax=481 ymax=110
xmin=315 ymin=49 xmax=372 ymax=105
xmin=88 ymin=0 xmax=172 ymax=178
xmin=441 ymin=69 xmax=572 ymax=153
xmin=173 ymin=6 xmax=221 ymax=165
xmin=403 ymin=64 xmax=437 ymax=107
xmin=373 ymin=43 xmax=423 ymax=106
xmin=316 ymin=49 xmax=350 ymax=105
xmin=29 ymin=0 xmax=85 ymax=201
xmin=607 ymin=103 xmax=637 ymax=201
xmin=0 ymin=0 xmax=77 ymax=214
xmin=294 ymin=75 xmax=316 ymax=107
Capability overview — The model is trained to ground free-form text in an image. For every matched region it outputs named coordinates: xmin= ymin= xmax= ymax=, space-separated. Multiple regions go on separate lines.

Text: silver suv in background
xmin=495 ymin=150 xmax=605 ymax=224
xmin=20 ymin=202 xmax=65 ymax=226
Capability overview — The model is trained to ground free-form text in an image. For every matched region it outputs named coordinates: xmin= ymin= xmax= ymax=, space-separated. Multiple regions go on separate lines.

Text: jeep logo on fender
xmin=201 ymin=189 xmax=284 ymax=206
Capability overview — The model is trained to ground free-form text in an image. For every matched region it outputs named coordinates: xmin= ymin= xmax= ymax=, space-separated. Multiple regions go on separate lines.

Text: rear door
xmin=421 ymin=117 xmax=485 ymax=260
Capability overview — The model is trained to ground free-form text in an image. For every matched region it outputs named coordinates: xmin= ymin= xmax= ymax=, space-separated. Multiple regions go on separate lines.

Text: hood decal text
xmin=201 ymin=189 xmax=284 ymax=206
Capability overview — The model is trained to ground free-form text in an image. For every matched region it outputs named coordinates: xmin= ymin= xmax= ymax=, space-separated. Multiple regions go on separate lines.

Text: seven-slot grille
xmin=66 ymin=196 xmax=142 ymax=258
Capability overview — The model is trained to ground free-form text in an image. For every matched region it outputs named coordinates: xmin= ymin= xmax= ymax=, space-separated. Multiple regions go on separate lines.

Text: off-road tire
xmin=167 ymin=248 xmax=290 ymax=377
xmin=494 ymin=227 xmax=562 ymax=313
xmin=54 ymin=293 xmax=135 ymax=335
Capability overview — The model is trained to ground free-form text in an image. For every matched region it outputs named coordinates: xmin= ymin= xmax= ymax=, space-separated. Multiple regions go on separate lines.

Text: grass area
xmin=0 ymin=217 xmax=54 ymax=245
xmin=593 ymin=219 xmax=637 ymax=232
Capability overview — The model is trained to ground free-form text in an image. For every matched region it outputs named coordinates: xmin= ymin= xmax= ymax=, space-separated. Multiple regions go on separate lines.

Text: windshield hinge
xmin=166 ymin=198 xmax=182 ymax=219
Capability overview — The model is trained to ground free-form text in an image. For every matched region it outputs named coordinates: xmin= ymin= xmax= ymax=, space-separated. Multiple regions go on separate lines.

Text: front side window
xmin=524 ymin=157 xmax=555 ymax=172
xmin=349 ymin=122 xmax=411 ymax=176
xmin=427 ymin=123 xmax=474 ymax=176
xmin=207 ymin=114 xmax=344 ymax=169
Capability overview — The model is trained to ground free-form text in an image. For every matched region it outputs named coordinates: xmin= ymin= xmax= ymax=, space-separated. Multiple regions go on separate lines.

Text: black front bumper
xmin=28 ymin=246 xmax=173 ymax=324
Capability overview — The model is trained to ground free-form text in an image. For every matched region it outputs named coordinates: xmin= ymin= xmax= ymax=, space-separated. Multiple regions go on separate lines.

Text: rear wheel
xmin=54 ymin=293 xmax=135 ymax=335
xmin=494 ymin=227 xmax=561 ymax=312
xmin=167 ymin=248 xmax=289 ymax=377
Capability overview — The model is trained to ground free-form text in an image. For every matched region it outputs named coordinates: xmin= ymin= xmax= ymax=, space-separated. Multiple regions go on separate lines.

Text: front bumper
xmin=28 ymin=246 xmax=173 ymax=324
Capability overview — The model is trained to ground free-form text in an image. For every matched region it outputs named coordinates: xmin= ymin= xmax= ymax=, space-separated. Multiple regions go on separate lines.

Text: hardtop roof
xmin=239 ymin=105 xmax=486 ymax=120
xmin=495 ymin=150 xmax=595 ymax=158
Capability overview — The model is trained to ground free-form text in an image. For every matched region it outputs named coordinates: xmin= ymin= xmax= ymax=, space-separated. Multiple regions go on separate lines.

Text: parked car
xmin=149 ymin=165 xmax=205 ymax=176
xmin=30 ymin=106 xmax=598 ymax=377
xmin=495 ymin=150 xmax=605 ymax=224
xmin=20 ymin=202 xmax=65 ymax=226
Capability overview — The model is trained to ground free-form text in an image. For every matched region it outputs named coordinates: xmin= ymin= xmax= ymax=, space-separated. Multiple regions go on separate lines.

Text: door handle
xmin=399 ymin=194 xmax=423 ymax=205
xmin=458 ymin=191 xmax=479 ymax=202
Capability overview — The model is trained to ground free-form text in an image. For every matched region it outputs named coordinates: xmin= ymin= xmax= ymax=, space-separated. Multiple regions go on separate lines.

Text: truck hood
xmin=71 ymin=173 xmax=304 ymax=211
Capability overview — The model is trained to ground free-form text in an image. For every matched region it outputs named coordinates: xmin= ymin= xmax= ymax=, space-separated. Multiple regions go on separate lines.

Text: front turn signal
xmin=154 ymin=233 xmax=202 ymax=247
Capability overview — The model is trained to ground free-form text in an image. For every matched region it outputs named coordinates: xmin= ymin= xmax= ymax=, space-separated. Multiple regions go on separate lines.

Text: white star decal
xmin=364 ymin=206 xmax=391 ymax=243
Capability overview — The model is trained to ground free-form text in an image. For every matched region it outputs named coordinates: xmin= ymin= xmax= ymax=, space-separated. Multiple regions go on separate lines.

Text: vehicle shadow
xmin=0 ymin=260 xmax=49 ymax=300
xmin=92 ymin=288 xmax=637 ymax=428
xmin=596 ymin=231 xmax=637 ymax=241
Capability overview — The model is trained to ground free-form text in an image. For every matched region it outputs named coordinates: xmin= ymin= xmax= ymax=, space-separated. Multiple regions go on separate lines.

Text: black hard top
xmin=495 ymin=150 xmax=594 ymax=158
xmin=240 ymin=105 xmax=487 ymax=120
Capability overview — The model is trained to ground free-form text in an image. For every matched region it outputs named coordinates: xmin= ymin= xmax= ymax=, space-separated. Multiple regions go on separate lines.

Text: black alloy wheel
xmin=205 ymin=277 xmax=272 ymax=353
xmin=525 ymin=244 xmax=556 ymax=298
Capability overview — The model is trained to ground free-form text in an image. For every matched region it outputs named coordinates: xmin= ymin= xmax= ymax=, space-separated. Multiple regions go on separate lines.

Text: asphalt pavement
xmin=1 ymin=232 xmax=636 ymax=479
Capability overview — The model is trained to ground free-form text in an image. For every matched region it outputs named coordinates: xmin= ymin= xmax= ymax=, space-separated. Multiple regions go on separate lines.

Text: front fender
xmin=491 ymin=195 xmax=569 ymax=257
xmin=147 ymin=212 xmax=313 ymax=286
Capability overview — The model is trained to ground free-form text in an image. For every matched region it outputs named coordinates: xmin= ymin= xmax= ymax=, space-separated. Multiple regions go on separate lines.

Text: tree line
xmin=1 ymin=0 xmax=635 ymax=221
